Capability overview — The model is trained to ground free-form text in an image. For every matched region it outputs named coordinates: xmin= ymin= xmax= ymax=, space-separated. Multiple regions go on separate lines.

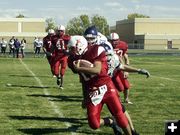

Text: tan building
xmin=116 ymin=18 xmax=180 ymax=50
xmin=0 ymin=18 xmax=47 ymax=50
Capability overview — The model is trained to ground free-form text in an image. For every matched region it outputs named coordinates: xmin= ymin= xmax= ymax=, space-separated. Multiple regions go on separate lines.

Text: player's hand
xmin=73 ymin=60 xmax=80 ymax=71
xmin=138 ymin=69 xmax=150 ymax=78
xmin=124 ymin=72 xmax=129 ymax=78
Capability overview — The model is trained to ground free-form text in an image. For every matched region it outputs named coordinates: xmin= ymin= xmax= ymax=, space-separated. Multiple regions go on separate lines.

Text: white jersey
xmin=96 ymin=33 xmax=119 ymax=77
xmin=1 ymin=40 xmax=7 ymax=47
xmin=97 ymin=32 xmax=114 ymax=54
xmin=97 ymin=32 xmax=107 ymax=44
xmin=9 ymin=39 xmax=15 ymax=48
xmin=34 ymin=39 xmax=43 ymax=48
xmin=20 ymin=43 xmax=26 ymax=49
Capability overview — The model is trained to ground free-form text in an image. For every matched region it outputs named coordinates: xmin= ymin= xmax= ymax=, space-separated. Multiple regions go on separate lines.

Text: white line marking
xmin=19 ymin=59 xmax=76 ymax=135
xmin=151 ymin=75 xmax=179 ymax=82
xmin=130 ymin=59 xmax=180 ymax=66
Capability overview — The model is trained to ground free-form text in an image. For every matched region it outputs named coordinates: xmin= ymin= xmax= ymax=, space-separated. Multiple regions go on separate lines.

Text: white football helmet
xmin=48 ymin=29 xmax=55 ymax=35
xmin=68 ymin=35 xmax=88 ymax=55
xmin=57 ymin=25 xmax=65 ymax=31
xmin=109 ymin=33 xmax=119 ymax=40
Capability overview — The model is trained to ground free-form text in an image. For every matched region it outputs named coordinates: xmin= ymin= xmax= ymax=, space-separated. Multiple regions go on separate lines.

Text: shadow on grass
xmin=17 ymin=127 xmax=106 ymax=135
xmin=9 ymin=115 xmax=105 ymax=134
xmin=18 ymin=126 xmax=79 ymax=135
xmin=6 ymin=84 xmax=56 ymax=89
xmin=27 ymin=94 xmax=83 ymax=102
xmin=9 ymin=74 xmax=50 ymax=78
xmin=9 ymin=115 xmax=87 ymax=124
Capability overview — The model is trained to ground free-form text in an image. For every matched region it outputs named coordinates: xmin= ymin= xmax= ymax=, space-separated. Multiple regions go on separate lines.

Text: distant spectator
xmin=33 ymin=37 xmax=38 ymax=50
xmin=0 ymin=38 xmax=8 ymax=56
xmin=33 ymin=37 xmax=38 ymax=55
xmin=9 ymin=36 xmax=15 ymax=57
xmin=14 ymin=38 xmax=21 ymax=58
xmin=20 ymin=38 xmax=26 ymax=58
xmin=34 ymin=37 xmax=43 ymax=57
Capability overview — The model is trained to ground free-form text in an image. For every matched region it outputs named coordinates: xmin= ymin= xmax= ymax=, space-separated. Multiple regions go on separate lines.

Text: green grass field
xmin=0 ymin=55 xmax=180 ymax=135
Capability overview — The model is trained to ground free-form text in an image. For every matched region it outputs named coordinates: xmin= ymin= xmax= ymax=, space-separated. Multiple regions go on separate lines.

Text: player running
xmin=109 ymin=32 xmax=132 ymax=104
xmin=43 ymin=29 xmax=55 ymax=77
xmin=67 ymin=35 xmax=150 ymax=135
xmin=51 ymin=25 xmax=70 ymax=89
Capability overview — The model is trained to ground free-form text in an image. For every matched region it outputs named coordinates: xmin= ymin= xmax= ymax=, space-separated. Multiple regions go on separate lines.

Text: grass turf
xmin=0 ymin=55 xmax=180 ymax=135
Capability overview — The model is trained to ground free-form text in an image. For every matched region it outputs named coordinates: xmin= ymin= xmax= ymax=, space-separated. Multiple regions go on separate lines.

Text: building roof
xmin=117 ymin=18 xmax=180 ymax=24
xmin=0 ymin=18 xmax=45 ymax=22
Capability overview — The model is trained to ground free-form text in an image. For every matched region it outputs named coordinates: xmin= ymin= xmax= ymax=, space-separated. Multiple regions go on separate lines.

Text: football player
xmin=84 ymin=26 xmax=116 ymax=77
xmin=51 ymin=25 xmax=70 ymax=89
xmin=43 ymin=29 xmax=55 ymax=76
xmin=109 ymin=32 xmax=132 ymax=104
xmin=67 ymin=35 xmax=150 ymax=135
xmin=84 ymin=26 xmax=140 ymax=134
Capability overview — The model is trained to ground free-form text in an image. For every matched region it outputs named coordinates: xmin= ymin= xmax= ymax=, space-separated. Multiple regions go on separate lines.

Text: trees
xmin=66 ymin=15 xmax=90 ymax=35
xmin=45 ymin=18 xmax=57 ymax=32
xmin=16 ymin=14 xmax=25 ymax=18
xmin=91 ymin=15 xmax=109 ymax=36
xmin=127 ymin=13 xmax=150 ymax=20
xmin=66 ymin=14 xmax=109 ymax=36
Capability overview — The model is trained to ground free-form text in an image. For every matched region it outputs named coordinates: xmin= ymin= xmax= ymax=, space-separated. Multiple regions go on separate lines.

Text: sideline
xmin=19 ymin=59 xmax=76 ymax=135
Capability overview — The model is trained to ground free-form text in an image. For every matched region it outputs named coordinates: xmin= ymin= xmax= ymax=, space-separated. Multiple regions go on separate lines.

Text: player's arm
xmin=73 ymin=60 xmax=101 ymax=75
xmin=124 ymin=53 xmax=129 ymax=65
xmin=118 ymin=64 xmax=150 ymax=78
xmin=123 ymin=53 xmax=130 ymax=78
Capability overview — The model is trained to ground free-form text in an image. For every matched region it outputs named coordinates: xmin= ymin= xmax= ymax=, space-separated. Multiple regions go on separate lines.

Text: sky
xmin=0 ymin=0 xmax=180 ymax=26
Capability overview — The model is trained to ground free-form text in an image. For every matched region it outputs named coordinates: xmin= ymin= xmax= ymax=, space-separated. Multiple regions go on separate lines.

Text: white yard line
xmin=19 ymin=59 xmax=76 ymax=135
xmin=130 ymin=59 xmax=165 ymax=65
xmin=151 ymin=75 xmax=179 ymax=82
xmin=130 ymin=59 xmax=180 ymax=66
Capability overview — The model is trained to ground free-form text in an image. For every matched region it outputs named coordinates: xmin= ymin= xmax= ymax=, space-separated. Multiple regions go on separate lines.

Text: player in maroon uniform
xmin=51 ymin=25 xmax=70 ymax=89
xmin=43 ymin=29 xmax=55 ymax=76
xmin=67 ymin=35 xmax=150 ymax=135
xmin=109 ymin=32 xmax=132 ymax=104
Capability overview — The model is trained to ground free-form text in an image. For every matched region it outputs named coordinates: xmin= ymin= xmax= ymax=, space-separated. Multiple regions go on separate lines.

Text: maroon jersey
xmin=52 ymin=35 xmax=69 ymax=59
xmin=113 ymin=41 xmax=128 ymax=57
xmin=43 ymin=35 xmax=53 ymax=52
xmin=80 ymin=45 xmax=111 ymax=88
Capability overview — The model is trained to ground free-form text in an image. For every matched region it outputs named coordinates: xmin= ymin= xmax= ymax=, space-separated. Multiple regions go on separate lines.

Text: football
xmin=75 ymin=59 xmax=93 ymax=68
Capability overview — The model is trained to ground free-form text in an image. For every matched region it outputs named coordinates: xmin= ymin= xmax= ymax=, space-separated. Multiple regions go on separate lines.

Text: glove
xmin=138 ymin=69 xmax=150 ymax=78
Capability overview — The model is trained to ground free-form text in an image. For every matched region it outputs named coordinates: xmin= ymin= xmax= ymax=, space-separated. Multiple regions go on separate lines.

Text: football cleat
xmin=125 ymin=101 xmax=133 ymax=105
xmin=132 ymin=130 xmax=140 ymax=135
xmin=59 ymin=86 xmax=64 ymax=90
xmin=111 ymin=122 xmax=123 ymax=135
xmin=57 ymin=78 xmax=61 ymax=86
